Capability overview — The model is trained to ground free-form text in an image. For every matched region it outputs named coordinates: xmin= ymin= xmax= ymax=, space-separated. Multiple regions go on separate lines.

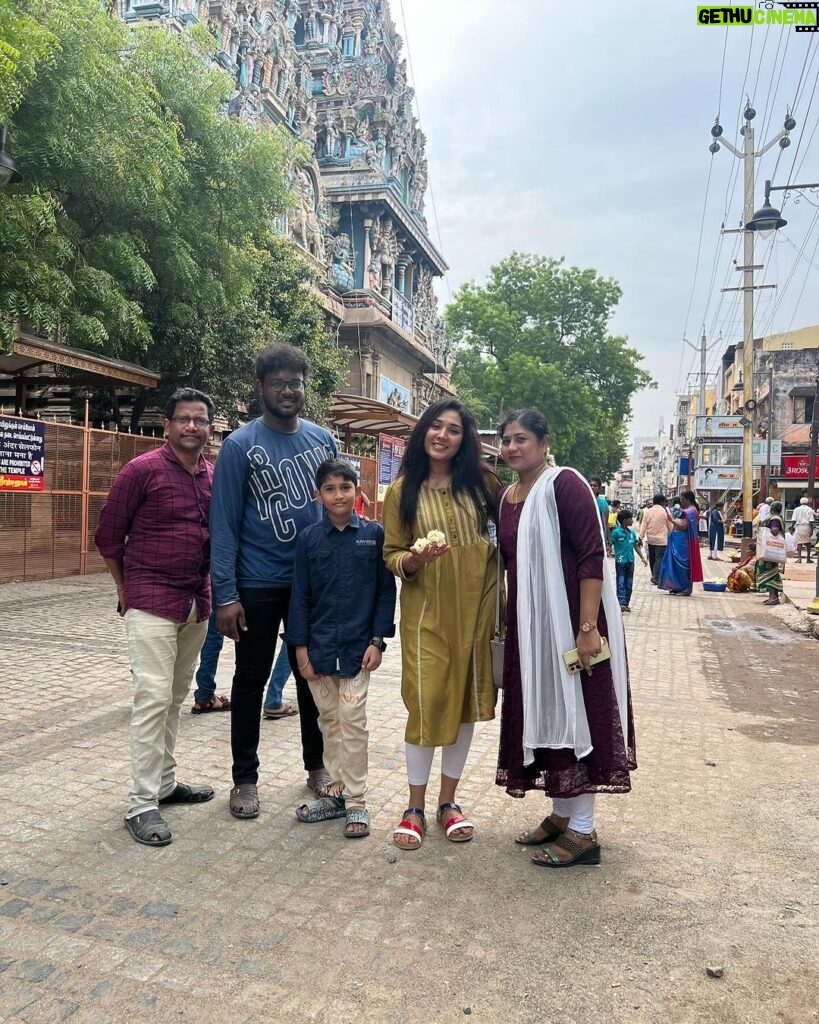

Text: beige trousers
xmin=308 ymin=670 xmax=370 ymax=807
xmin=124 ymin=605 xmax=208 ymax=815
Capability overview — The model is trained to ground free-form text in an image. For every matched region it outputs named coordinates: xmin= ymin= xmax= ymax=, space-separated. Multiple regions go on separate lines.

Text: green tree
xmin=446 ymin=252 xmax=654 ymax=478
xmin=0 ymin=0 xmax=345 ymax=427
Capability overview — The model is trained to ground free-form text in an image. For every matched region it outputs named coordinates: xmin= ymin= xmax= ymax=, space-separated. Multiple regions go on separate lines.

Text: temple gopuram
xmin=119 ymin=0 xmax=453 ymax=436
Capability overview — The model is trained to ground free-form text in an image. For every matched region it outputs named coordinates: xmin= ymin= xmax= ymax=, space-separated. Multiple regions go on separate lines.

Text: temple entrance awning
xmin=327 ymin=393 xmax=499 ymax=457
xmin=328 ymin=393 xmax=419 ymax=440
xmin=0 ymin=332 xmax=161 ymax=390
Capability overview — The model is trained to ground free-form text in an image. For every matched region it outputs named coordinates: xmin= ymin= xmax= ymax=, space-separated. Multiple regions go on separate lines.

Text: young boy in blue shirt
xmin=286 ymin=459 xmax=396 ymax=838
xmin=611 ymin=509 xmax=646 ymax=612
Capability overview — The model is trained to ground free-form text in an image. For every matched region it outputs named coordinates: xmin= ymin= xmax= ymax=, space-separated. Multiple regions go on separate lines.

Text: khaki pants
xmin=308 ymin=670 xmax=370 ymax=807
xmin=124 ymin=606 xmax=208 ymax=815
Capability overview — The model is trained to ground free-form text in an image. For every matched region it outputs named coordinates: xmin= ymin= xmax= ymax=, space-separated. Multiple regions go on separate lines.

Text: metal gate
xmin=0 ymin=416 xmax=167 ymax=585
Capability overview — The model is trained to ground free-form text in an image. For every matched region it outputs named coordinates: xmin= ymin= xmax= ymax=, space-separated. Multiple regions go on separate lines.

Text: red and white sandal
xmin=393 ymin=807 xmax=426 ymax=850
xmin=436 ymin=802 xmax=474 ymax=843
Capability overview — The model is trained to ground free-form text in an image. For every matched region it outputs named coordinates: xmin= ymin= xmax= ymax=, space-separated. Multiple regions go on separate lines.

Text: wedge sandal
xmin=515 ymin=815 xmax=566 ymax=847
xmin=531 ymin=830 xmax=601 ymax=868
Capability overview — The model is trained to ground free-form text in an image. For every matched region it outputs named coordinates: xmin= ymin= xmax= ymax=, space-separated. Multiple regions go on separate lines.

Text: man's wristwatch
xmin=370 ymin=636 xmax=387 ymax=652
xmin=579 ymin=622 xmax=598 ymax=633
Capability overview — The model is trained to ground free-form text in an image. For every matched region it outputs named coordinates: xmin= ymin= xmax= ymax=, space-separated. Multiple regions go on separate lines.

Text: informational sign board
xmin=751 ymin=439 xmax=782 ymax=467
xmin=693 ymin=465 xmax=742 ymax=490
xmin=781 ymin=455 xmax=819 ymax=480
xmin=377 ymin=433 xmax=406 ymax=501
xmin=695 ymin=415 xmax=743 ymax=439
xmin=0 ymin=416 xmax=45 ymax=491
xmin=338 ymin=452 xmax=362 ymax=477
xmin=678 ymin=456 xmax=690 ymax=477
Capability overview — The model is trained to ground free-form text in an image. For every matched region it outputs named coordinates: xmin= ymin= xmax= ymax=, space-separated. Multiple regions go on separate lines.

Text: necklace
xmin=512 ymin=463 xmax=547 ymax=504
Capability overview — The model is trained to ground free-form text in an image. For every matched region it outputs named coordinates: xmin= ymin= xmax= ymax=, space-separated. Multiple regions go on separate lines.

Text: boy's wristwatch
xmin=370 ymin=636 xmax=387 ymax=651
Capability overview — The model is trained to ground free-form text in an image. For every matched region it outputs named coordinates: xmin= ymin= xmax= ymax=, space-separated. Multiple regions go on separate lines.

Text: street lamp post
xmin=709 ymin=107 xmax=792 ymax=555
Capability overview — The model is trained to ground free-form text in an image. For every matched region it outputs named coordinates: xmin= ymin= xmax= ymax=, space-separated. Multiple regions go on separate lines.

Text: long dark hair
xmin=398 ymin=399 xmax=496 ymax=528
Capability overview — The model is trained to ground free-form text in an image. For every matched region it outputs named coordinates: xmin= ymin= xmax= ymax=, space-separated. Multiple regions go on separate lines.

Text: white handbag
xmin=756 ymin=525 xmax=786 ymax=564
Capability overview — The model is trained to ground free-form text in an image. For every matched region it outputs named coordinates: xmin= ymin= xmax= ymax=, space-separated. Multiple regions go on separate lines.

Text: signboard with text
xmin=377 ymin=433 xmax=406 ymax=501
xmin=695 ymin=415 xmax=743 ymax=439
xmin=0 ymin=416 xmax=45 ymax=491
xmin=780 ymin=455 xmax=819 ymax=480
xmin=751 ymin=439 xmax=782 ymax=467
xmin=693 ymin=465 xmax=741 ymax=490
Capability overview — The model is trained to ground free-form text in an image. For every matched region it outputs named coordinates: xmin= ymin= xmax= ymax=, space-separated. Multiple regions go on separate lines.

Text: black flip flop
xmin=158 ymin=782 xmax=214 ymax=805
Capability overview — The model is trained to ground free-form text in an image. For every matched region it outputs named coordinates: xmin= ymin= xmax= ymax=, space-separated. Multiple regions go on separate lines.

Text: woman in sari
xmin=753 ymin=501 xmax=785 ymax=605
xmin=495 ymin=410 xmax=636 ymax=868
xmin=657 ymin=490 xmax=703 ymax=596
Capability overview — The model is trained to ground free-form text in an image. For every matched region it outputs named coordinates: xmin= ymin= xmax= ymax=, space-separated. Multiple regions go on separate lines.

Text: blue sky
xmin=399 ymin=0 xmax=819 ymax=441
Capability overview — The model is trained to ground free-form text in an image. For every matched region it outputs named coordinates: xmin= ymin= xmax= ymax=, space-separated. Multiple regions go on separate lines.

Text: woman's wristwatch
xmin=579 ymin=622 xmax=598 ymax=633
xmin=370 ymin=636 xmax=387 ymax=652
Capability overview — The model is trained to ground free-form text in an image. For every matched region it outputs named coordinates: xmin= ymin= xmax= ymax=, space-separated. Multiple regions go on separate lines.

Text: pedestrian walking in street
xmin=657 ymin=491 xmax=704 ymax=596
xmin=382 ymin=399 xmax=501 ymax=850
xmin=495 ymin=410 xmax=636 ymax=868
xmin=698 ymin=504 xmax=709 ymax=547
xmin=708 ymin=502 xmax=725 ymax=560
xmin=210 ymin=344 xmax=337 ymax=820
xmin=287 ymin=459 xmax=396 ymax=838
xmin=638 ymin=494 xmax=670 ymax=585
xmin=589 ymin=476 xmax=612 ymax=556
xmin=611 ymin=508 xmax=646 ymax=611
xmin=753 ymin=501 xmax=786 ymax=605
xmin=94 ymin=388 xmax=217 ymax=847
xmin=792 ymin=497 xmax=817 ymax=563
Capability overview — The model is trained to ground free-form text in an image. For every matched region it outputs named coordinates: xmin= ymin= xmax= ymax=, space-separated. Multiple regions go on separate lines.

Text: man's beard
xmin=262 ymin=394 xmax=303 ymax=420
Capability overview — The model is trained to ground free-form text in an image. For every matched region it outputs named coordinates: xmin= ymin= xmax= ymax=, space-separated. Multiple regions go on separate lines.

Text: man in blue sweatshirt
xmin=210 ymin=344 xmax=338 ymax=819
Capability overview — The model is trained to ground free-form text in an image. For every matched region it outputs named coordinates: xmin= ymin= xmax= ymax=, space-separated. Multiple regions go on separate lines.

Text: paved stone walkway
xmin=0 ymin=568 xmax=816 ymax=1023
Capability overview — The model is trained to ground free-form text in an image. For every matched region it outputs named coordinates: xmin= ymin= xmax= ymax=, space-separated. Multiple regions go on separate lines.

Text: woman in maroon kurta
xmin=495 ymin=410 xmax=636 ymax=867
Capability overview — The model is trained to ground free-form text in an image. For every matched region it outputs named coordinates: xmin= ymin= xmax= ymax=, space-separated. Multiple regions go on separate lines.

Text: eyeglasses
xmin=169 ymin=416 xmax=211 ymax=428
xmin=266 ymin=378 xmax=305 ymax=392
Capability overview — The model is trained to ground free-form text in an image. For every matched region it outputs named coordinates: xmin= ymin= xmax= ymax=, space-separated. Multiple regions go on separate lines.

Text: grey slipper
xmin=124 ymin=810 xmax=172 ymax=846
xmin=294 ymin=796 xmax=346 ymax=823
xmin=229 ymin=783 xmax=260 ymax=819
xmin=344 ymin=808 xmax=371 ymax=838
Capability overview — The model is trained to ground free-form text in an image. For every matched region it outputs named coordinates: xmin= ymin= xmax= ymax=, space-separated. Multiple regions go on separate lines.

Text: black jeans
xmin=647 ymin=543 xmax=665 ymax=583
xmin=231 ymin=587 xmax=323 ymax=785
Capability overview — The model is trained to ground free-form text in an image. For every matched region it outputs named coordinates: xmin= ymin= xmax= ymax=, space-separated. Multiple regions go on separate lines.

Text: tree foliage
xmin=446 ymin=252 xmax=654 ymax=478
xmin=0 ymin=0 xmax=346 ymax=427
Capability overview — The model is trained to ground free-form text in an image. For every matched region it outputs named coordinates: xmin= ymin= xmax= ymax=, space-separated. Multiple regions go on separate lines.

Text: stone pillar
xmin=396 ymin=255 xmax=410 ymax=297
xmin=363 ymin=217 xmax=373 ymax=290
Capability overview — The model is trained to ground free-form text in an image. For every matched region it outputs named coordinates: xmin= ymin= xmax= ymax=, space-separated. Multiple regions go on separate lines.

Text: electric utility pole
xmin=709 ymin=103 xmax=794 ymax=555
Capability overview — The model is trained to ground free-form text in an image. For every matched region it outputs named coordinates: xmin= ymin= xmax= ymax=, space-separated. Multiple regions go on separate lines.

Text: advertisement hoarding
xmin=751 ymin=439 xmax=782 ymax=467
xmin=693 ymin=465 xmax=742 ymax=490
xmin=695 ymin=415 xmax=743 ymax=439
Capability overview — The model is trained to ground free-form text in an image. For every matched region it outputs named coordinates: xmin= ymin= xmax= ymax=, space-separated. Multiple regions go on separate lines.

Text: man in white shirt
xmin=638 ymin=494 xmax=672 ymax=585
xmin=792 ymin=497 xmax=818 ymax=563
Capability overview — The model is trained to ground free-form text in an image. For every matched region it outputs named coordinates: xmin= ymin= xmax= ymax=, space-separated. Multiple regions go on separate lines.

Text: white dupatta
xmin=517 ymin=467 xmax=629 ymax=764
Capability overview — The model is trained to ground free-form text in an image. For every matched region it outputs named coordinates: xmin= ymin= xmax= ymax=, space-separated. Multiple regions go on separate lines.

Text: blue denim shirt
xmin=284 ymin=514 xmax=397 ymax=677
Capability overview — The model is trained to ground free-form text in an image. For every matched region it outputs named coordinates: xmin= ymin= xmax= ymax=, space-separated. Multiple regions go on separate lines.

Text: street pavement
xmin=0 ymin=564 xmax=817 ymax=1023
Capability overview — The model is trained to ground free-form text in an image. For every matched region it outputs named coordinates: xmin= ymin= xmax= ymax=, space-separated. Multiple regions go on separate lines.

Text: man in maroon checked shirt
xmin=95 ymin=388 xmax=216 ymax=847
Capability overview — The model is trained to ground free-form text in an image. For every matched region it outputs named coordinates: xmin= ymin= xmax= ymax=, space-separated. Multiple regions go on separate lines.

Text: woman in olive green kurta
xmin=382 ymin=399 xmax=500 ymax=850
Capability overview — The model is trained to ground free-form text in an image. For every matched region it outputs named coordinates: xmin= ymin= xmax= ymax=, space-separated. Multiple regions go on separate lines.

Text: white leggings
xmin=552 ymin=794 xmax=596 ymax=834
xmin=405 ymin=723 xmax=475 ymax=786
